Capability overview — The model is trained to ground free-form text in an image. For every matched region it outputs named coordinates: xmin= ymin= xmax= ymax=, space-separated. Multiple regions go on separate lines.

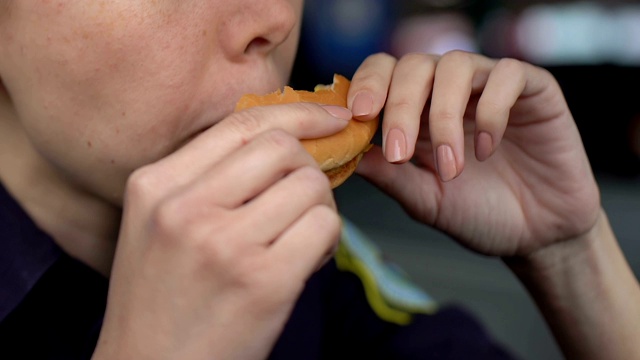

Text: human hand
xmin=349 ymin=51 xmax=601 ymax=257
xmin=93 ymin=104 xmax=350 ymax=359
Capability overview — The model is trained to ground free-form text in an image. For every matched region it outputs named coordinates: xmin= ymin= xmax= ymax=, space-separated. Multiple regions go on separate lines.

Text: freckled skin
xmin=0 ymin=0 xmax=303 ymax=205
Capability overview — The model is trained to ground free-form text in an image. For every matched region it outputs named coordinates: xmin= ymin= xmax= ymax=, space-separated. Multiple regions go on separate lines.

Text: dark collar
xmin=0 ymin=183 xmax=62 ymax=322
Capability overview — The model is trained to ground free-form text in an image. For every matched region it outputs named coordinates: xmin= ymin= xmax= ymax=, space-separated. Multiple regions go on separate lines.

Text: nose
xmin=218 ymin=0 xmax=298 ymax=61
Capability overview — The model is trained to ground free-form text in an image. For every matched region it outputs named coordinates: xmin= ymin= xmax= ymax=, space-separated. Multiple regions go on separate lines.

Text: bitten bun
xmin=234 ymin=74 xmax=379 ymax=188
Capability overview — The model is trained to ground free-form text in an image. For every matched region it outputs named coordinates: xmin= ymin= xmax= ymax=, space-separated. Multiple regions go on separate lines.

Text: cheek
xmin=3 ymin=0 xmax=304 ymax=203
xmin=3 ymin=2 xmax=220 ymax=200
xmin=17 ymin=6 xmax=211 ymax=142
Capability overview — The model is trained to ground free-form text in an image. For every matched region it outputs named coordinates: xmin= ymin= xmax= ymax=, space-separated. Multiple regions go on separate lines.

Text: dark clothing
xmin=0 ymin=184 xmax=516 ymax=359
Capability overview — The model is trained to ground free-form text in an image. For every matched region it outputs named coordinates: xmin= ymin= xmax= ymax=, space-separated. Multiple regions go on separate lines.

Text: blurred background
xmin=291 ymin=1 xmax=640 ymax=359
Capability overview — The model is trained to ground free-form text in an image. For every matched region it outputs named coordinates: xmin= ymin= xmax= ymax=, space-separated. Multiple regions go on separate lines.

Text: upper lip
xmin=177 ymin=72 xmax=286 ymax=149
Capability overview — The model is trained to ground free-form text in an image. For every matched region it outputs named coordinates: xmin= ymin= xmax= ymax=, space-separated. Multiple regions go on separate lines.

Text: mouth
xmin=172 ymin=77 xmax=285 ymax=153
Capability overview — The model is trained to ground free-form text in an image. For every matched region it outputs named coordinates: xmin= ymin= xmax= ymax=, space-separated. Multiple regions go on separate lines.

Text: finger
xmin=429 ymin=51 xmax=495 ymax=181
xmin=269 ymin=205 xmax=342 ymax=278
xmin=474 ymin=58 xmax=528 ymax=161
xmin=182 ymin=129 xmax=320 ymax=209
xmin=381 ymin=53 xmax=439 ymax=163
xmin=238 ymin=165 xmax=335 ymax=245
xmin=347 ymin=52 xmax=397 ymax=120
xmin=156 ymin=103 xmax=351 ymax=190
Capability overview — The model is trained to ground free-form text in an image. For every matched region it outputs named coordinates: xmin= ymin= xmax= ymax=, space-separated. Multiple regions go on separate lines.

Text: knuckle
xmin=225 ymin=109 xmax=265 ymax=142
xmin=496 ymin=57 xmax=524 ymax=74
xmin=430 ymin=108 xmax=460 ymax=123
xmin=441 ymin=49 xmax=474 ymax=65
xmin=266 ymin=127 xmax=298 ymax=146
xmin=261 ymin=128 xmax=303 ymax=159
xmin=298 ymin=165 xmax=331 ymax=190
xmin=150 ymin=195 xmax=226 ymax=247
xmin=156 ymin=207 xmax=239 ymax=269
xmin=320 ymin=206 xmax=342 ymax=237
xmin=310 ymin=206 xmax=342 ymax=244
xmin=385 ymin=97 xmax=414 ymax=112
xmin=284 ymin=102 xmax=322 ymax=131
xmin=398 ymin=52 xmax=436 ymax=69
xmin=196 ymin=236 xmax=237 ymax=271
xmin=354 ymin=53 xmax=396 ymax=81
xmin=364 ymin=51 xmax=396 ymax=63
xmin=149 ymin=195 xmax=192 ymax=240
xmin=477 ymin=98 xmax=504 ymax=118
xmin=125 ymin=165 xmax=162 ymax=202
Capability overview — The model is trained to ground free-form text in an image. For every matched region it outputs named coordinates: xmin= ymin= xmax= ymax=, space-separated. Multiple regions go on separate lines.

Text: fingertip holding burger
xmin=235 ymin=74 xmax=380 ymax=189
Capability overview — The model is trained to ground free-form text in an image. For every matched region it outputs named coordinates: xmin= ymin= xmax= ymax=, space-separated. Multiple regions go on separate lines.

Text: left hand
xmin=347 ymin=51 xmax=601 ymax=257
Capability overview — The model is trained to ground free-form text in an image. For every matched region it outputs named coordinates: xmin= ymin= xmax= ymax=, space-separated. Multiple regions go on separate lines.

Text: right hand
xmin=93 ymin=103 xmax=351 ymax=360
xmin=349 ymin=52 xmax=600 ymax=258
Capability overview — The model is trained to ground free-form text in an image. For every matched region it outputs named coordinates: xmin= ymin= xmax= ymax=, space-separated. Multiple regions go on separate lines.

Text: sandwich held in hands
xmin=235 ymin=74 xmax=379 ymax=188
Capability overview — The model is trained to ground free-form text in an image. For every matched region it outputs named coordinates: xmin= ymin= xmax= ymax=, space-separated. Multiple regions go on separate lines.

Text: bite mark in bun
xmin=234 ymin=74 xmax=379 ymax=188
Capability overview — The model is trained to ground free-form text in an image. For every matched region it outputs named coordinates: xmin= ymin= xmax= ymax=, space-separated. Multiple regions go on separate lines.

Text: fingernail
xmin=385 ymin=128 xmax=407 ymax=163
xmin=475 ymin=131 xmax=493 ymax=162
xmin=436 ymin=145 xmax=457 ymax=181
xmin=322 ymin=105 xmax=352 ymax=121
xmin=352 ymin=92 xmax=373 ymax=117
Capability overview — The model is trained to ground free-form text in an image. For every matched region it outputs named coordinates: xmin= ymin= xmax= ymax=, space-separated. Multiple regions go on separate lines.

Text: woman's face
xmin=0 ymin=0 xmax=303 ymax=203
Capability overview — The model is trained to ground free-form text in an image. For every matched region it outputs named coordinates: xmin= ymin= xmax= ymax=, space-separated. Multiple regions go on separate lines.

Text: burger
xmin=234 ymin=74 xmax=379 ymax=188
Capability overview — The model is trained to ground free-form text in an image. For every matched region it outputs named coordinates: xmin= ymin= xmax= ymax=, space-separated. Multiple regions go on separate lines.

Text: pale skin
xmin=0 ymin=1 xmax=638 ymax=360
